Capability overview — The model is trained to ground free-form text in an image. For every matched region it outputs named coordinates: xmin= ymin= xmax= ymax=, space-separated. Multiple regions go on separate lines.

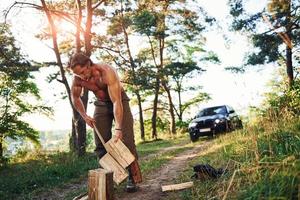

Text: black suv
xmin=188 ymin=105 xmax=243 ymax=141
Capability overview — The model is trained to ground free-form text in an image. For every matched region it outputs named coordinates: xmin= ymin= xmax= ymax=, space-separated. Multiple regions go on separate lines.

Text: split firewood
xmin=161 ymin=181 xmax=194 ymax=192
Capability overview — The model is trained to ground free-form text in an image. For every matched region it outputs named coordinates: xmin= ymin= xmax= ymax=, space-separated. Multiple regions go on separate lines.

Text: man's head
xmin=69 ymin=52 xmax=93 ymax=80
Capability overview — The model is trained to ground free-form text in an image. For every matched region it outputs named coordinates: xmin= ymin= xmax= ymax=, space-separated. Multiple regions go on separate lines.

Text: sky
xmin=1 ymin=0 xmax=275 ymax=131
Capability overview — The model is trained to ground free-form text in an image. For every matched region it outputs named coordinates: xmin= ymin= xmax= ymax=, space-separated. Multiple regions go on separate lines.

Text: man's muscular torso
xmin=71 ymin=62 xmax=125 ymax=131
xmin=73 ymin=63 xmax=119 ymax=101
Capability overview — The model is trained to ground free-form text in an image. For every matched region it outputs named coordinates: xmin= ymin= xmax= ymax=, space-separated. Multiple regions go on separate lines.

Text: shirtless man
xmin=69 ymin=52 xmax=142 ymax=192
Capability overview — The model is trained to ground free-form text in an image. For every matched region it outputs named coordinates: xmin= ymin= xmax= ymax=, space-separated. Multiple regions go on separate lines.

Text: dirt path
xmin=116 ymin=140 xmax=212 ymax=200
xmin=140 ymin=139 xmax=190 ymax=162
xmin=29 ymin=139 xmax=192 ymax=200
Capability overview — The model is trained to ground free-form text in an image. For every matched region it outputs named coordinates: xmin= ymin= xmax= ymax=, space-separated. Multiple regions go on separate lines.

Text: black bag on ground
xmin=191 ymin=164 xmax=226 ymax=180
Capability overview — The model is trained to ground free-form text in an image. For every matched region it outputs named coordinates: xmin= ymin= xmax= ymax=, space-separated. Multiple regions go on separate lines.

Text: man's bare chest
xmin=80 ymin=76 xmax=107 ymax=92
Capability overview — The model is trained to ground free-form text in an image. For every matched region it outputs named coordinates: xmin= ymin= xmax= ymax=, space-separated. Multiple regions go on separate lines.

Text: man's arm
xmin=107 ymin=71 xmax=123 ymax=142
xmin=71 ymin=81 xmax=95 ymax=127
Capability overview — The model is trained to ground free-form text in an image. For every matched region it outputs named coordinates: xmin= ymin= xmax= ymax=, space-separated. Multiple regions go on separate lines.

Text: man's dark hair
xmin=68 ymin=52 xmax=93 ymax=69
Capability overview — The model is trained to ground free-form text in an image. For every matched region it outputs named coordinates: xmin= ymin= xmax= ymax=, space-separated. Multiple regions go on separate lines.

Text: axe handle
xmin=93 ymin=124 xmax=106 ymax=146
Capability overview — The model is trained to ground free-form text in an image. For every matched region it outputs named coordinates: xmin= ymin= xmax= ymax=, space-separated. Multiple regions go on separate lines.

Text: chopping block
xmin=88 ymin=169 xmax=114 ymax=200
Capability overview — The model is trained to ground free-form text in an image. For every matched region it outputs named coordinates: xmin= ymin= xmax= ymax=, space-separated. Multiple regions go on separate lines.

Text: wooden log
xmin=99 ymin=153 xmax=128 ymax=185
xmin=161 ymin=182 xmax=194 ymax=192
xmin=104 ymin=138 xmax=135 ymax=169
xmin=88 ymin=169 xmax=114 ymax=200
xmin=105 ymin=171 xmax=114 ymax=200
xmin=94 ymin=126 xmax=135 ymax=169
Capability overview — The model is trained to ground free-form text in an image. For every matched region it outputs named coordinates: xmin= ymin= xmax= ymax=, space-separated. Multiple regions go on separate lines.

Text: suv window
xmin=197 ymin=106 xmax=227 ymax=117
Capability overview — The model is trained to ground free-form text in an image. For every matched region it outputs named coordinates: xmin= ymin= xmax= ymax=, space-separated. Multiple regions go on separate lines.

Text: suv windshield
xmin=197 ymin=106 xmax=227 ymax=117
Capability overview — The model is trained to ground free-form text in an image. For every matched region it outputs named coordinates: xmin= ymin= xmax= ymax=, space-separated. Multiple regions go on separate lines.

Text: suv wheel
xmin=189 ymin=133 xmax=198 ymax=142
xmin=209 ymin=130 xmax=215 ymax=139
xmin=225 ymin=121 xmax=232 ymax=132
xmin=238 ymin=120 xmax=243 ymax=129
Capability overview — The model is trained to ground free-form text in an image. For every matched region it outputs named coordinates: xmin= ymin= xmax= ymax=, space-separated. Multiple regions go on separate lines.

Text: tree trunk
xmin=41 ymin=0 xmax=87 ymax=156
xmin=136 ymin=91 xmax=145 ymax=141
xmin=78 ymin=89 xmax=88 ymax=155
xmin=71 ymin=0 xmax=91 ymax=156
xmin=146 ymin=34 xmax=160 ymax=139
xmin=285 ymin=0 xmax=293 ymax=88
xmin=162 ymin=83 xmax=176 ymax=134
xmin=70 ymin=116 xmax=78 ymax=152
xmin=0 ymin=135 xmax=3 ymax=159
xmin=151 ymin=77 xmax=160 ymax=140
xmin=73 ymin=115 xmax=87 ymax=156
xmin=71 ymin=0 xmax=96 ymax=155
xmin=75 ymin=0 xmax=82 ymax=52
xmin=158 ymin=33 xmax=176 ymax=134
xmin=286 ymin=45 xmax=293 ymax=87
xmin=85 ymin=0 xmax=92 ymax=57
xmin=178 ymin=89 xmax=183 ymax=121
xmin=120 ymin=3 xmax=145 ymax=141
xmin=157 ymin=3 xmax=176 ymax=134
xmin=70 ymin=89 xmax=88 ymax=155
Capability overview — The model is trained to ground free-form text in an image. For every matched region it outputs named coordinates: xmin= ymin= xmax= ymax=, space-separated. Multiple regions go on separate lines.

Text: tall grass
xmin=166 ymin=76 xmax=300 ymax=199
xmin=239 ymin=117 xmax=299 ymax=199
xmin=170 ymin=115 xmax=299 ymax=200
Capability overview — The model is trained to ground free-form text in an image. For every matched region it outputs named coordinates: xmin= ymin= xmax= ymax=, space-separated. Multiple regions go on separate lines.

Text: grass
xmin=136 ymin=135 xmax=188 ymax=157
xmin=5 ymin=118 xmax=298 ymax=200
xmin=166 ymin=118 xmax=300 ymax=200
xmin=0 ymin=152 xmax=98 ymax=200
xmin=0 ymin=134 xmax=190 ymax=200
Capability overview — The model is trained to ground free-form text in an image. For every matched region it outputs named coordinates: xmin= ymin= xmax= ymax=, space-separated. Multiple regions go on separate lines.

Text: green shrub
xmin=175 ymin=120 xmax=189 ymax=133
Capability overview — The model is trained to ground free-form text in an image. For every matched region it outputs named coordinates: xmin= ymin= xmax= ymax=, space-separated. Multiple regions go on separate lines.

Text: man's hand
xmin=114 ymin=130 xmax=123 ymax=143
xmin=83 ymin=115 xmax=95 ymax=128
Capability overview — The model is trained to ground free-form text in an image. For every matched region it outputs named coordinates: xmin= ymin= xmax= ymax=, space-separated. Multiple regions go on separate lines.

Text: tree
xmin=228 ymin=0 xmax=300 ymax=87
xmin=0 ymin=23 xmax=52 ymax=162
xmin=40 ymin=0 xmax=106 ymax=155
xmin=5 ymin=0 xmax=216 ymax=142
xmin=164 ymin=36 xmax=219 ymax=123
xmin=133 ymin=0 xmax=215 ymax=137
xmin=6 ymin=0 xmax=106 ymax=155
xmin=164 ymin=61 xmax=210 ymax=121
xmin=97 ymin=0 xmax=149 ymax=141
